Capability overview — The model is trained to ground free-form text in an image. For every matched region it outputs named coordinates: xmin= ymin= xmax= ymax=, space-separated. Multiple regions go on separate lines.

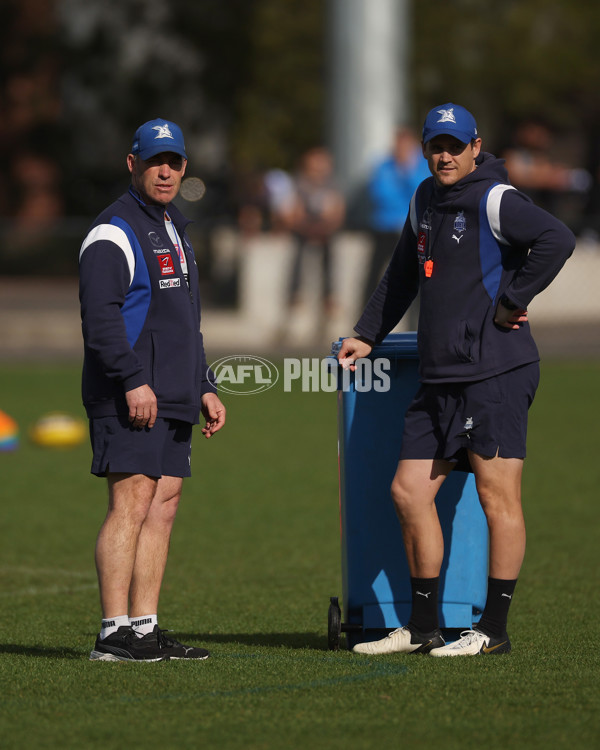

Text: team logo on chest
xmin=454 ymin=211 xmax=466 ymax=233
xmin=148 ymin=231 xmax=163 ymax=247
xmin=452 ymin=211 xmax=467 ymax=243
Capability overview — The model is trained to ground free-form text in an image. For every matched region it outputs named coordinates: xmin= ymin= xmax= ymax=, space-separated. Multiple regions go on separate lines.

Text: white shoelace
xmin=452 ymin=629 xmax=483 ymax=646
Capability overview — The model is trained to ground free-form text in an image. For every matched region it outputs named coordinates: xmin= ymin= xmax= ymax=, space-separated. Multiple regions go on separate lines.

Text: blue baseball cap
xmin=131 ymin=118 xmax=187 ymax=160
xmin=422 ymin=103 xmax=478 ymax=144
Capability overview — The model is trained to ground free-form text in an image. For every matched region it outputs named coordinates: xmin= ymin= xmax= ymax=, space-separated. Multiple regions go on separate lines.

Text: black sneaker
xmin=89 ymin=625 xmax=165 ymax=662
xmin=139 ymin=625 xmax=210 ymax=660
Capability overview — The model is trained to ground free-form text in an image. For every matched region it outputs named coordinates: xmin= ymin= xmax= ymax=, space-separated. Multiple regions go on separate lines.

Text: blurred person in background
xmin=236 ymin=170 xmax=271 ymax=237
xmin=79 ymin=118 xmax=226 ymax=662
xmin=365 ymin=126 xmax=431 ymax=306
xmin=236 ymin=167 xmax=296 ymax=237
xmin=502 ymin=120 xmax=591 ymax=224
xmin=287 ymin=146 xmax=346 ymax=316
xmin=13 ymin=153 xmax=63 ymax=228
xmin=338 ymin=103 xmax=575 ymax=658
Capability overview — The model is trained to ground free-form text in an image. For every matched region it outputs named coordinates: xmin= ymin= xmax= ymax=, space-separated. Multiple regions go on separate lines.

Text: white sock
xmin=100 ymin=615 xmax=129 ymax=640
xmin=130 ymin=614 xmax=158 ymax=637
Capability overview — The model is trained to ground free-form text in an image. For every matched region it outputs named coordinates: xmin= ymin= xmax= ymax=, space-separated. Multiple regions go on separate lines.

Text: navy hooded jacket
xmin=355 ymin=153 xmax=576 ymax=382
xmin=79 ymin=188 xmax=216 ymax=422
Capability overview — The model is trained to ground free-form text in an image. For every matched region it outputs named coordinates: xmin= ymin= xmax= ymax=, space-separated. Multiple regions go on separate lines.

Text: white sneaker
xmin=429 ymin=628 xmax=511 ymax=657
xmin=352 ymin=626 xmax=445 ymax=655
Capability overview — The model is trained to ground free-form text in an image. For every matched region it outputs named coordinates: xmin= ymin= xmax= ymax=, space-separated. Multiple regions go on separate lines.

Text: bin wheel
xmin=328 ymin=596 xmax=342 ymax=651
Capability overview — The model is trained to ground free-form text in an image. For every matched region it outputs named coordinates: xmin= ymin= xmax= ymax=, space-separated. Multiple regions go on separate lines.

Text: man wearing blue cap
xmin=338 ymin=103 xmax=575 ymax=656
xmin=80 ymin=119 xmax=226 ymax=661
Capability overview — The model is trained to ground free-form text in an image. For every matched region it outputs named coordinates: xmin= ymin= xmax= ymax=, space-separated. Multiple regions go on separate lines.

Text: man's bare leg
xmin=390 ymin=458 xmax=454 ymax=577
xmin=129 ymin=475 xmax=183 ymax=618
xmin=430 ymin=452 xmax=524 ymax=656
xmin=353 ymin=459 xmax=452 ymax=654
xmin=95 ymin=472 xmax=158 ymax=618
xmin=468 ymin=452 xmax=526 ymax=579
xmin=123 ymin=475 xmax=210 ymax=660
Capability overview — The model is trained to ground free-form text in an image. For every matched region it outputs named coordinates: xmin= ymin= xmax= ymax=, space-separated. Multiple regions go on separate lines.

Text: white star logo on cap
xmin=436 ymin=108 xmax=456 ymax=124
xmin=152 ymin=124 xmax=175 ymax=140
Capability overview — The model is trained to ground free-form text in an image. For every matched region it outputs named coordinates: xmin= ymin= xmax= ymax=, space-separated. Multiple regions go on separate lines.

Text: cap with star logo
xmin=131 ymin=118 xmax=188 ymax=160
xmin=422 ymin=103 xmax=478 ymax=145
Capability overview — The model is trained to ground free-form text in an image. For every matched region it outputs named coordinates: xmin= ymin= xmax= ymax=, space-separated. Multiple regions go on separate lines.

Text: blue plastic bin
xmin=329 ymin=332 xmax=488 ymax=650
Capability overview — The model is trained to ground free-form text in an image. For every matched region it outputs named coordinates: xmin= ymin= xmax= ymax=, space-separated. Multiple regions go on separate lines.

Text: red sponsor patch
xmin=417 ymin=231 xmax=427 ymax=254
xmin=158 ymin=254 xmax=175 ymax=275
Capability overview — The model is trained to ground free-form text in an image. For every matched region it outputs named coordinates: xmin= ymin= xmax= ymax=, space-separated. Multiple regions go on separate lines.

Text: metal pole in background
xmin=326 ymin=0 xmax=409 ymax=223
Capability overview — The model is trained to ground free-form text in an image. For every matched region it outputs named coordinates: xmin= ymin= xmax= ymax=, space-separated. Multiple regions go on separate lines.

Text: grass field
xmin=0 ymin=358 xmax=598 ymax=749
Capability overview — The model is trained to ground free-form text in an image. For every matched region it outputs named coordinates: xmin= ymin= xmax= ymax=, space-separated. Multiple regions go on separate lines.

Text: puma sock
xmin=130 ymin=614 xmax=158 ymax=637
xmin=477 ymin=577 xmax=518 ymax=637
xmin=100 ymin=615 xmax=129 ymax=640
xmin=407 ymin=576 xmax=440 ymax=633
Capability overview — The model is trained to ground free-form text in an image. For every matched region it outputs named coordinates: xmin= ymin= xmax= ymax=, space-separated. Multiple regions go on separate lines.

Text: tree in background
xmin=56 ymin=0 xmax=324 ymax=218
xmin=3 ymin=0 xmax=600 ymax=224
xmin=413 ymin=0 xmax=600 ymax=152
xmin=0 ymin=0 xmax=64 ymax=226
xmin=413 ymin=0 xmax=600 ymax=232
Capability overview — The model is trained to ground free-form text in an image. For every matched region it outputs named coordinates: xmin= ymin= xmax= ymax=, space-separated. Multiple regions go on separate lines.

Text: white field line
xmin=0 ymin=565 xmax=94 ymax=579
xmin=0 ymin=565 xmax=96 ymax=597
xmin=0 ymin=583 xmax=97 ymax=598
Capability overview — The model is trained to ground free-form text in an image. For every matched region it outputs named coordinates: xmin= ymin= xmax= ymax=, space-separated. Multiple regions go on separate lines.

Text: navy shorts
xmin=399 ymin=362 xmax=540 ymax=470
xmin=89 ymin=415 xmax=193 ymax=478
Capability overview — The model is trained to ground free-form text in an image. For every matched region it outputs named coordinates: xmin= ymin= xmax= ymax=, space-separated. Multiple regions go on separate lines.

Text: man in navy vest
xmin=80 ymin=119 xmax=226 ymax=661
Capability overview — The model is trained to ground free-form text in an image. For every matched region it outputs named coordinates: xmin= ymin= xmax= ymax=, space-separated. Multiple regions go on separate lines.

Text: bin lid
xmin=331 ymin=332 xmax=418 ymax=359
